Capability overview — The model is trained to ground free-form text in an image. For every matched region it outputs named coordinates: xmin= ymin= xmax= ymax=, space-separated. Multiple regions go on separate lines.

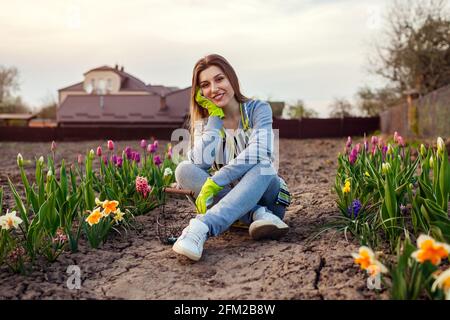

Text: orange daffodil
xmin=95 ymin=198 xmax=119 ymax=216
xmin=86 ymin=207 xmax=103 ymax=226
xmin=411 ymin=235 xmax=450 ymax=266
xmin=432 ymin=268 xmax=450 ymax=300
xmin=352 ymin=246 xmax=387 ymax=277
xmin=85 ymin=198 xmax=125 ymax=226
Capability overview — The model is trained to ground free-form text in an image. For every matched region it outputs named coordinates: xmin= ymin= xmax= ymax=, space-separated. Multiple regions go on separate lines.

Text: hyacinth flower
xmin=133 ymin=152 xmax=141 ymax=163
xmin=345 ymin=136 xmax=352 ymax=154
xmin=342 ymin=180 xmax=351 ymax=194
xmin=432 ymin=268 xmax=450 ymax=300
xmin=411 ymin=235 xmax=450 ymax=266
xmin=116 ymin=156 xmax=123 ymax=167
xmin=347 ymin=199 xmax=362 ymax=219
xmin=154 ymin=155 xmax=162 ymax=166
xmin=147 ymin=143 xmax=156 ymax=154
xmin=349 ymin=147 xmax=358 ymax=164
xmin=140 ymin=139 xmax=147 ymax=149
xmin=124 ymin=146 xmax=133 ymax=160
xmin=136 ymin=176 xmax=151 ymax=198
xmin=112 ymin=154 xmax=118 ymax=165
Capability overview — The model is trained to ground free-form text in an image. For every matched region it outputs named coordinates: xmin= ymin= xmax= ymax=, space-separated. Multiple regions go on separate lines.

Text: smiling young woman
xmin=173 ymin=54 xmax=291 ymax=261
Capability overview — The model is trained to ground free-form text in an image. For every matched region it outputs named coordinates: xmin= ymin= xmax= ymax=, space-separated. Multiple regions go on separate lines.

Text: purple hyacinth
xmin=347 ymin=199 xmax=362 ymax=219
xmin=112 ymin=154 xmax=118 ymax=165
xmin=116 ymin=157 xmax=123 ymax=167
xmin=154 ymin=155 xmax=162 ymax=166
xmin=349 ymin=147 xmax=358 ymax=164
xmin=124 ymin=147 xmax=133 ymax=160
xmin=133 ymin=152 xmax=141 ymax=163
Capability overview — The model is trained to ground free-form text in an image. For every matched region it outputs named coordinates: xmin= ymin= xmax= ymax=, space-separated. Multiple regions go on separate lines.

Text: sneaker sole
xmin=172 ymin=242 xmax=202 ymax=261
xmin=249 ymin=220 xmax=289 ymax=240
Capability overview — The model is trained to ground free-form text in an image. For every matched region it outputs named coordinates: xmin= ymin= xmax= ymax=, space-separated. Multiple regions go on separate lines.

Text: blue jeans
xmin=175 ymin=160 xmax=286 ymax=236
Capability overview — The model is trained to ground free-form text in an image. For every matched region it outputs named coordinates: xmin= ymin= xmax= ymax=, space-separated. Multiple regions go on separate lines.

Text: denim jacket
xmin=187 ymin=99 xmax=276 ymax=187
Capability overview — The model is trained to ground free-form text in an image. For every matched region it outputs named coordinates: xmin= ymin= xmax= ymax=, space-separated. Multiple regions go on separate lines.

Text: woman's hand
xmin=195 ymin=177 xmax=223 ymax=214
xmin=195 ymin=87 xmax=225 ymax=119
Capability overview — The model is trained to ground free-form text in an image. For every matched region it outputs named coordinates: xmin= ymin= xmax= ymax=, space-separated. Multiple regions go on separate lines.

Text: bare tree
xmin=355 ymin=86 xmax=402 ymax=116
xmin=329 ymin=97 xmax=354 ymax=118
xmin=371 ymin=0 xmax=450 ymax=95
xmin=286 ymin=99 xmax=318 ymax=119
xmin=0 ymin=65 xmax=19 ymax=103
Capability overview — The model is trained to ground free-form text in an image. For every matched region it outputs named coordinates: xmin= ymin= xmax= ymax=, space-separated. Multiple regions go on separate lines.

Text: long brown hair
xmin=189 ymin=54 xmax=248 ymax=141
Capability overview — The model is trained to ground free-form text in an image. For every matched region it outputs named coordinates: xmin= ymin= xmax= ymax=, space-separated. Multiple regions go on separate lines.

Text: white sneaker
xmin=249 ymin=207 xmax=289 ymax=240
xmin=172 ymin=218 xmax=209 ymax=261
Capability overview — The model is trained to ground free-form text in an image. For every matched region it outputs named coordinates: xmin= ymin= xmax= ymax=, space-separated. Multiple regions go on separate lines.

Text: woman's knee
xmin=175 ymin=161 xmax=195 ymax=184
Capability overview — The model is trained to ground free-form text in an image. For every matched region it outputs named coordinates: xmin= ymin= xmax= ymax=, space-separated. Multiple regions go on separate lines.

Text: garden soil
xmin=0 ymin=139 xmax=388 ymax=300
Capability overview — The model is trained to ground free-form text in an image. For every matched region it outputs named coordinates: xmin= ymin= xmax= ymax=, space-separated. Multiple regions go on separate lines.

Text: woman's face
xmin=198 ymin=65 xmax=235 ymax=107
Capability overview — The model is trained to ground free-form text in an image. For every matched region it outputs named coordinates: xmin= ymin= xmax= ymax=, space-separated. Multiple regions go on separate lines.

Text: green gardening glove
xmin=195 ymin=87 xmax=225 ymax=119
xmin=195 ymin=177 xmax=223 ymax=214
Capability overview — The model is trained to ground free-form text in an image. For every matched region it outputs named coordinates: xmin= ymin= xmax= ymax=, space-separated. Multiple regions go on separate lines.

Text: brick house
xmin=57 ymin=65 xmax=190 ymax=127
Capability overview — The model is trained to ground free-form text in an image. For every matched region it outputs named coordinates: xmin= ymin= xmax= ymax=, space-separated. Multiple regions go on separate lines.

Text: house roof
xmin=57 ymin=94 xmax=189 ymax=124
xmin=59 ymin=65 xmax=180 ymax=94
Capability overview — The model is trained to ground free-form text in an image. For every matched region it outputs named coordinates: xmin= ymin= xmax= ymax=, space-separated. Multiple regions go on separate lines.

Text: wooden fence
xmin=0 ymin=117 xmax=379 ymax=142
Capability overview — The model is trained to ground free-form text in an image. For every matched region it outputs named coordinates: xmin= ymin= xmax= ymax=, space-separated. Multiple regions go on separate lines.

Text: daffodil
xmin=432 ymin=268 xmax=450 ymax=300
xmin=411 ymin=235 xmax=450 ymax=265
xmin=366 ymin=260 xmax=388 ymax=277
xmin=0 ymin=210 xmax=23 ymax=230
xmin=382 ymin=162 xmax=391 ymax=174
xmin=437 ymin=137 xmax=445 ymax=156
xmin=95 ymin=198 xmax=119 ymax=216
xmin=113 ymin=208 xmax=125 ymax=223
xmin=100 ymin=200 xmax=119 ymax=216
xmin=364 ymin=171 xmax=370 ymax=177
xmin=85 ymin=208 xmax=103 ymax=226
xmin=342 ymin=180 xmax=351 ymax=194
xmin=352 ymin=246 xmax=375 ymax=270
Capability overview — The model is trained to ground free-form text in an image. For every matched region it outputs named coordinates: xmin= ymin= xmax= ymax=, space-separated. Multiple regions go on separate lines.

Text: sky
xmin=0 ymin=0 xmax=392 ymax=117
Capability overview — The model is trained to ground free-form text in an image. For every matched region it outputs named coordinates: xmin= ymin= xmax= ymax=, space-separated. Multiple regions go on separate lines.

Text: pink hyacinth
xmin=135 ymin=176 xmax=151 ymax=198
xmin=116 ymin=157 xmax=123 ymax=167
xmin=371 ymin=136 xmax=378 ymax=146
xmin=355 ymin=143 xmax=361 ymax=154
xmin=153 ymin=140 xmax=159 ymax=148
xmin=107 ymin=140 xmax=115 ymax=151
xmin=397 ymin=135 xmax=405 ymax=147
xmin=96 ymin=146 xmax=102 ymax=157
xmin=394 ymin=131 xmax=399 ymax=143
xmin=147 ymin=143 xmax=156 ymax=153
xmin=140 ymin=139 xmax=147 ymax=149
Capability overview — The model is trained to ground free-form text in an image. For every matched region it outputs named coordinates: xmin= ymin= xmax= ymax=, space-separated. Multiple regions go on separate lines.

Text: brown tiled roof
xmin=146 ymin=85 xmax=179 ymax=96
xmin=58 ymin=82 xmax=84 ymax=92
xmin=57 ymin=94 xmax=188 ymax=124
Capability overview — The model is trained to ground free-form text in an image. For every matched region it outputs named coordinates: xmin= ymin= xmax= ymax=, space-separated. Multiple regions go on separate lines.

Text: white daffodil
xmin=432 ymin=268 xmax=450 ymax=300
xmin=0 ymin=210 xmax=23 ymax=230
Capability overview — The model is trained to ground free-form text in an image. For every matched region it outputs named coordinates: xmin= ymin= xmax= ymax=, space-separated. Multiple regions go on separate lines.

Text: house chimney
xmin=160 ymin=96 xmax=167 ymax=111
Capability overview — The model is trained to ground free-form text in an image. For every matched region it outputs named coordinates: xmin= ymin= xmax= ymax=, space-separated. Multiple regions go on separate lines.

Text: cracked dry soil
xmin=0 ymin=139 xmax=388 ymax=300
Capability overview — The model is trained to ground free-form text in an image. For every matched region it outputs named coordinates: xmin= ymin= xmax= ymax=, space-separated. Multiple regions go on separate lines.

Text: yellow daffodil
xmin=352 ymin=246 xmax=375 ymax=270
xmin=366 ymin=261 xmax=388 ymax=277
xmin=0 ymin=210 xmax=23 ymax=230
xmin=432 ymin=268 xmax=450 ymax=300
xmin=365 ymin=171 xmax=370 ymax=177
xmin=342 ymin=180 xmax=351 ymax=194
xmin=113 ymin=208 xmax=125 ymax=223
xmin=411 ymin=235 xmax=450 ymax=266
xmin=86 ymin=208 xmax=103 ymax=226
